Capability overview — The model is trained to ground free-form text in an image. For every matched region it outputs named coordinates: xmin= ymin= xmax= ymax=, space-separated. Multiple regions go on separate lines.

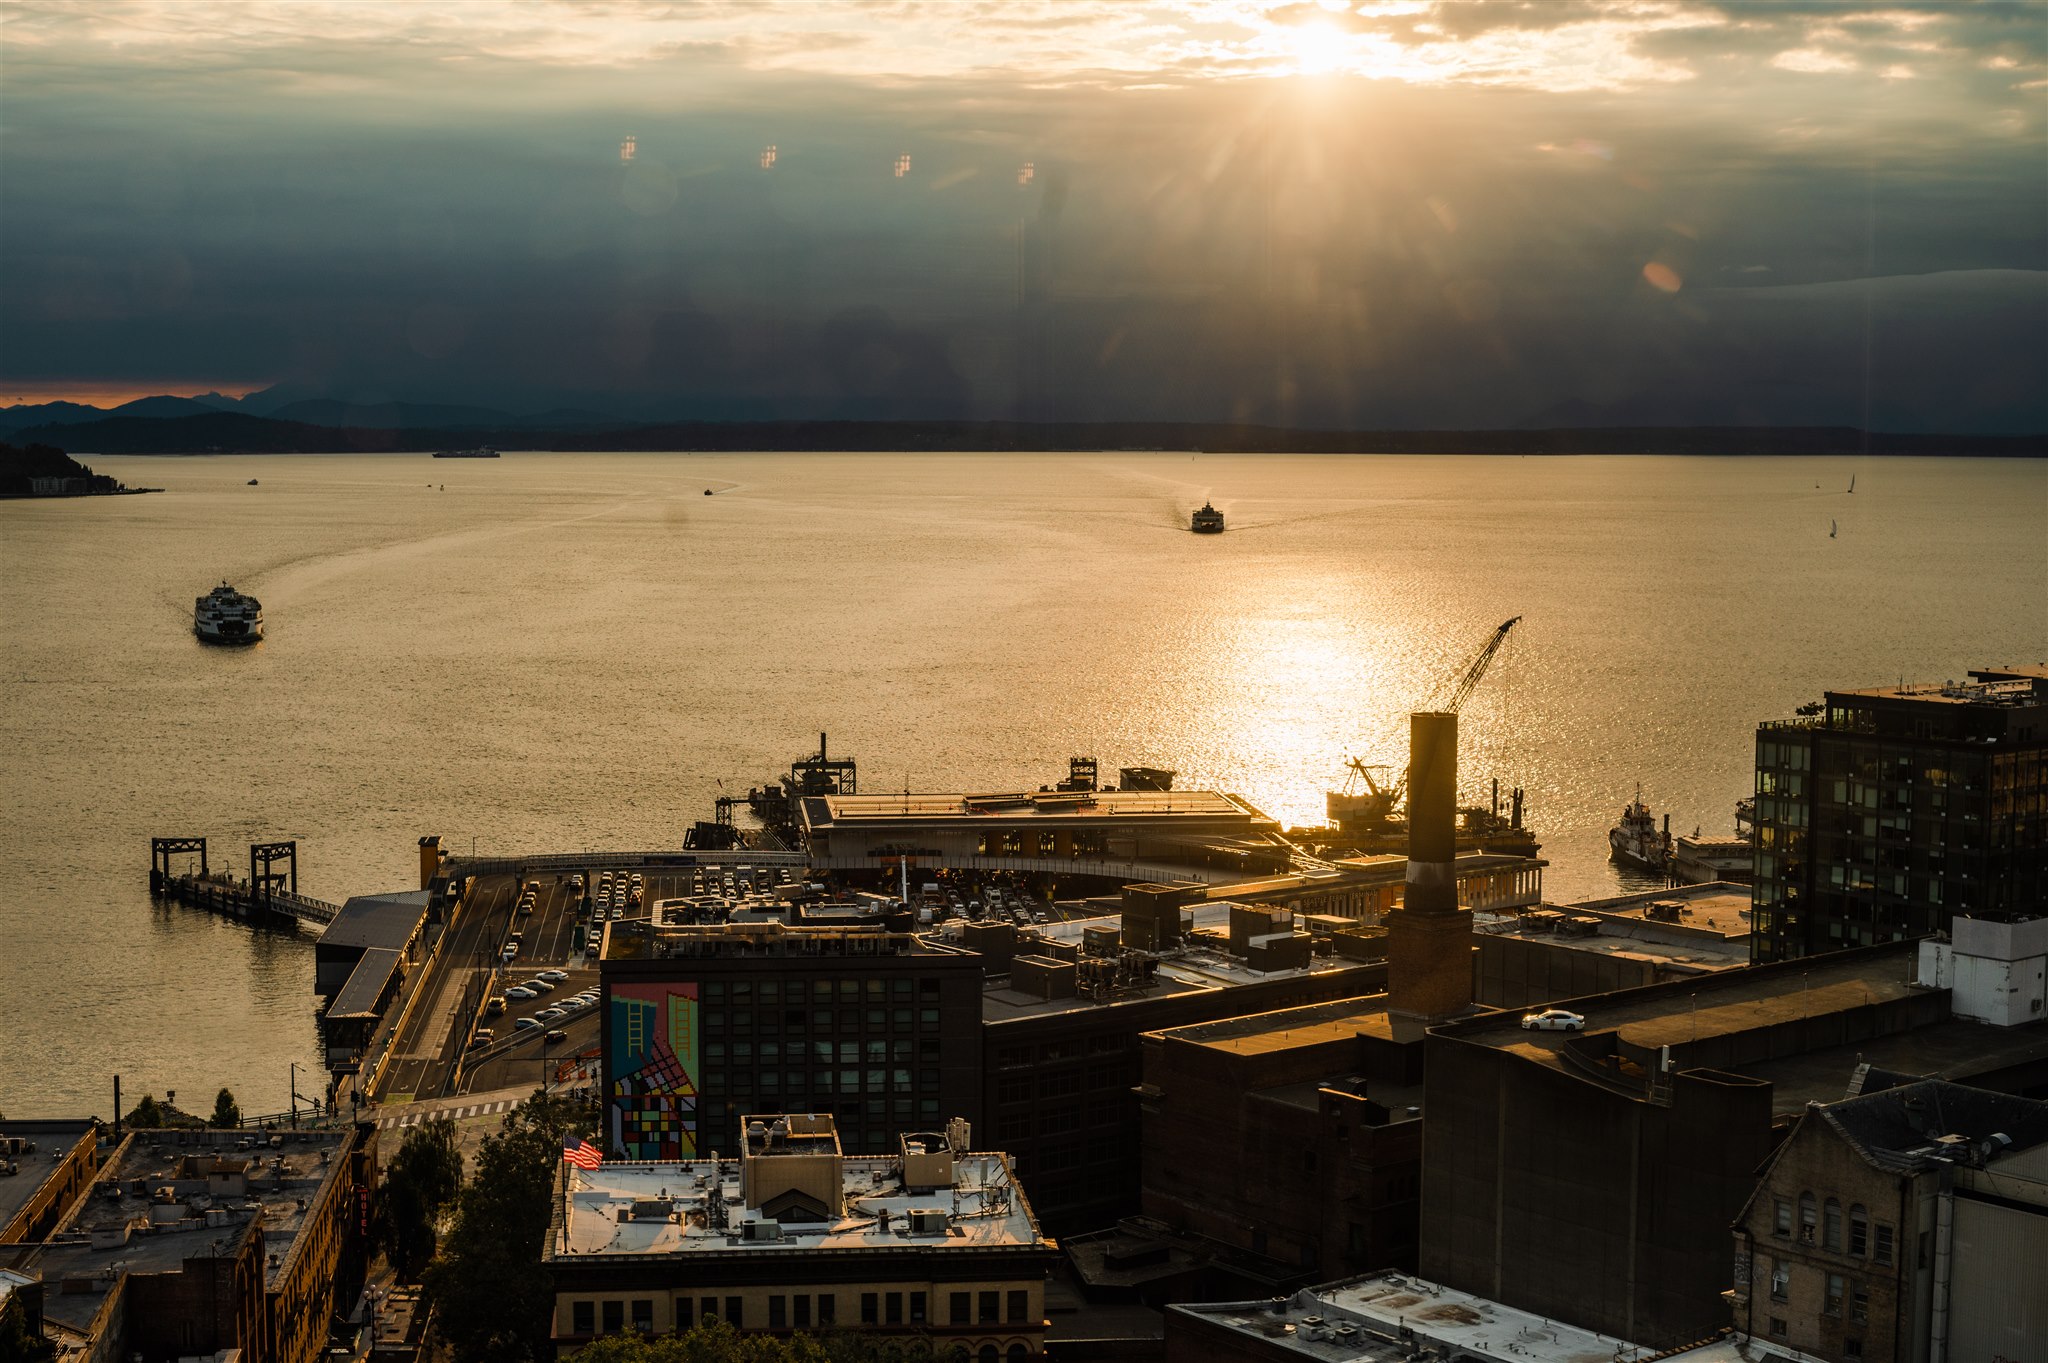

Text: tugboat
xmin=1191 ymin=501 xmax=1224 ymax=533
xmin=194 ymin=582 xmax=263 ymax=645
xmin=1609 ymin=787 xmax=1671 ymax=873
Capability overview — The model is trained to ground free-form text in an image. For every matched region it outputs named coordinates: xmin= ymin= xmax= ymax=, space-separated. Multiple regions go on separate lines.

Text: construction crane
xmin=1333 ymin=616 xmax=1521 ymax=826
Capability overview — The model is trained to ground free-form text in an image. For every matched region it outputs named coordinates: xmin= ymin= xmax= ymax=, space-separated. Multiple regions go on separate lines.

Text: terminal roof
xmin=805 ymin=789 xmax=1269 ymax=825
xmin=318 ymin=891 xmax=429 ymax=952
xmin=327 ymin=947 xmax=403 ymax=1019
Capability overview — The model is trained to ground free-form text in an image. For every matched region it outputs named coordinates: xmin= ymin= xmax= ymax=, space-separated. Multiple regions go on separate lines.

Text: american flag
xmin=562 ymin=1138 xmax=603 ymax=1170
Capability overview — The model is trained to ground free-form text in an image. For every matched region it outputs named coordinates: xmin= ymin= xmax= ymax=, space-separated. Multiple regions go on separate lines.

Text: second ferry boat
xmin=1191 ymin=502 xmax=1225 ymax=533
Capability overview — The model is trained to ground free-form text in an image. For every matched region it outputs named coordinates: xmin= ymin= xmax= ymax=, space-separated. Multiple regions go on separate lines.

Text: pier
xmin=149 ymin=836 xmax=340 ymax=927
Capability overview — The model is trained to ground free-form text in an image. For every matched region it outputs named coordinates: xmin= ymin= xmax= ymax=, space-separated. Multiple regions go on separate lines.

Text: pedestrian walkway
xmin=370 ymin=1086 xmax=528 ymax=1131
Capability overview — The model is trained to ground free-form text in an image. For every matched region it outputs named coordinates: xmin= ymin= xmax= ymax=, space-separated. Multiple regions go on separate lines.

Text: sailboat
xmin=1830 ymin=519 xmax=1837 ymax=539
xmin=1848 ymin=473 xmax=1856 ymax=493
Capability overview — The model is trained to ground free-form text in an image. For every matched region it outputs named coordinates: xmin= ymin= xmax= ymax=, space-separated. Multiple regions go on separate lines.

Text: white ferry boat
xmin=1609 ymin=787 xmax=1670 ymax=872
xmin=1191 ymin=502 xmax=1225 ymax=533
xmin=194 ymin=583 xmax=263 ymax=645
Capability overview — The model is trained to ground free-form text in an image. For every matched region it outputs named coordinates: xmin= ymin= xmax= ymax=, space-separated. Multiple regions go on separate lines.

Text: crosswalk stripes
xmin=373 ymin=1096 xmax=519 ymax=1130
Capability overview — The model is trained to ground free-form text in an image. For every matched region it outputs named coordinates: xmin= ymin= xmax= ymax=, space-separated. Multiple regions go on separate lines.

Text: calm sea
xmin=2 ymin=451 xmax=2042 ymax=1116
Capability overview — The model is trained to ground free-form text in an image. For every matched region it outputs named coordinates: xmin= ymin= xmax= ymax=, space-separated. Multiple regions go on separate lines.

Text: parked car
xmin=536 ymin=1007 xmax=567 ymax=1022
xmin=468 ymin=1029 xmax=494 ymax=1048
xmin=537 ymin=969 xmax=568 ymax=982
xmin=506 ymin=986 xmax=537 ymax=1000
xmin=524 ymin=978 xmax=555 ymax=993
xmin=513 ymin=1016 xmax=541 ymax=1031
xmin=1520 ymin=1008 xmax=1586 ymax=1032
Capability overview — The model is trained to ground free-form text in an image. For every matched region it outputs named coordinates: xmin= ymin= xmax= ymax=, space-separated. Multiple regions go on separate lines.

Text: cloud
xmin=0 ymin=1 xmax=2041 ymax=430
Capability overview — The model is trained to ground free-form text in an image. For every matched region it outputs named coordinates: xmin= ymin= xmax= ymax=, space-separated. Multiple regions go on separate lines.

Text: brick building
xmin=1729 ymin=1079 xmax=2048 ymax=1361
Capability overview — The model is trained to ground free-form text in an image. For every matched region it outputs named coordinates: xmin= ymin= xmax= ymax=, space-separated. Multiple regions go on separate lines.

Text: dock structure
xmin=149 ymin=836 xmax=339 ymax=927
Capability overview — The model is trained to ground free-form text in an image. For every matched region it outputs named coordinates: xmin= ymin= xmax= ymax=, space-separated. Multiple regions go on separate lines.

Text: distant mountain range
xmin=0 ymin=391 xmax=626 ymax=436
xmin=5 ymin=403 xmax=2041 ymax=458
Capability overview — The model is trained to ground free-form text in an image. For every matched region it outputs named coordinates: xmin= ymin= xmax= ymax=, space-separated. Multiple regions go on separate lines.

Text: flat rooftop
xmin=602 ymin=921 xmax=935 ymax=963
xmin=0 ymin=1120 xmax=96 ymax=1239
xmin=1554 ymin=882 xmax=1754 ymax=939
xmin=1173 ymin=1273 xmax=1646 ymax=1363
xmin=548 ymin=1152 xmax=1047 ymax=1259
xmin=19 ymin=1127 xmax=355 ymax=1334
xmin=805 ymin=789 xmax=1271 ymax=826
xmin=1448 ymin=944 xmax=1921 ymax=1065
xmin=1151 ymin=996 xmax=1398 ymax=1058
xmin=971 ymin=906 xmax=1381 ymax=1022
xmin=1832 ymin=669 xmax=2047 ymax=709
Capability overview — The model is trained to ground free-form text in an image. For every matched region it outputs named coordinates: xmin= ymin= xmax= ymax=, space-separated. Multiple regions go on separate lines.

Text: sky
xmin=2 ymin=0 xmax=2044 ymax=431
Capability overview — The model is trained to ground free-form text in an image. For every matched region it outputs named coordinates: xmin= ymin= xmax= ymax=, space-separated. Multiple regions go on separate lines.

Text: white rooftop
xmin=1176 ymin=1275 xmax=1691 ymax=1363
xmin=550 ymin=1153 xmax=1047 ymax=1259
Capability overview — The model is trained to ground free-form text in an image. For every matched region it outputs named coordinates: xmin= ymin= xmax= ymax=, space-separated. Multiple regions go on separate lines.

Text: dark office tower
xmin=1752 ymin=666 xmax=2048 ymax=964
xmin=1386 ymin=711 xmax=1474 ymax=1020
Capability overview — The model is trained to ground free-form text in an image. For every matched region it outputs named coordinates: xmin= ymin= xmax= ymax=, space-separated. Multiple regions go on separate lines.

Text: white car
xmin=513 ymin=1016 xmax=541 ymax=1030
xmin=535 ymin=1006 xmax=567 ymax=1022
xmin=1520 ymin=1008 xmax=1586 ymax=1032
xmin=505 ymin=986 xmax=537 ymax=1000
xmin=537 ymin=969 xmax=568 ymax=982
xmin=524 ymin=978 xmax=555 ymax=993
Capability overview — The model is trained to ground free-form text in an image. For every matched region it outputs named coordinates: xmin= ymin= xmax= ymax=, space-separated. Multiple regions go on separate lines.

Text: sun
xmin=1282 ymin=19 xmax=1352 ymax=76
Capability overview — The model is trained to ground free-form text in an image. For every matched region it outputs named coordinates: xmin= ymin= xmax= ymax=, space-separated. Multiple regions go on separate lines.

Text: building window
xmin=1849 ymin=1205 xmax=1868 ymax=1257
xmin=795 ymin=1295 xmax=811 ymax=1328
xmin=702 ymin=1297 xmax=718 ymax=1323
xmin=1773 ymin=1199 xmax=1792 ymax=1237
xmin=603 ymin=1301 xmax=625 ymax=1333
xmin=574 ymin=1302 xmax=594 ymax=1335
xmin=1824 ymin=1199 xmax=1843 ymax=1252
xmin=727 ymin=1297 xmax=743 ymax=1327
xmin=1825 ymin=1273 xmax=1844 ymax=1317
xmin=1770 ymin=1318 xmax=1788 ymax=1339
xmin=951 ymin=1292 xmax=972 ymax=1324
xmin=1800 ymin=1193 xmax=1818 ymax=1244
xmin=1875 ymin=1224 xmax=1895 ymax=1265
xmin=677 ymin=1298 xmax=693 ymax=1331
xmin=980 ymin=1290 xmax=1001 ymax=1323
xmin=771 ymin=1296 xmax=787 ymax=1329
xmin=1770 ymin=1259 xmax=1789 ymax=1302
xmin=1008 ymin=1290 xmax=1030 ymax=1324
xmin=910 ymin=1292 xmax=927 ymax=1325
xmin=819 ymin=1295 xmax=836 ymax=1327
xmin=862 ymin=1293 xmax=880 ymax=1326
xmin=631 ymin=1300 xmax=654 ymax=1332
xmin=1846 ymin=1341 xmax=1863 ymax=1359
xmin=1851 ymin=1283 xmax=1869 ymax=1326
xmin=886 ymin=1293 xmax=903 ymax=1325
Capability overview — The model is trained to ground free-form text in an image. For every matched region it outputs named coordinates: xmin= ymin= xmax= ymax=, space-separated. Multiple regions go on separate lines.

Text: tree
xmin=128 ymin=1094 xmax=164 ymax=1128
xmin=209 ymin=1087 xmax=242 ymax=1128
xmin=378 ymin=1116 xmax=464 ymax=1282
xmin=426 ymin=1089 xmax=594 ymax=1361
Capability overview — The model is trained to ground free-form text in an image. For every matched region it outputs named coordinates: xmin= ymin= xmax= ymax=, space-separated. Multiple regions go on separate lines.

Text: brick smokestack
xmin=1385 ymin=711 xmax=1473 ymax=1019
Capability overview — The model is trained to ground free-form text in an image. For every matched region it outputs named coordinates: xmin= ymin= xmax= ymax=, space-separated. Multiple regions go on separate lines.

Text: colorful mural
xmin=608 ymin=981 xmax=700 ymax=1159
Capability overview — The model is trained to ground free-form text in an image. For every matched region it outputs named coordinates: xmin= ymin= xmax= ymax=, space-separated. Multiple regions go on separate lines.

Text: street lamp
xmin=288 ymin=1062 xmax=301 ymax=1129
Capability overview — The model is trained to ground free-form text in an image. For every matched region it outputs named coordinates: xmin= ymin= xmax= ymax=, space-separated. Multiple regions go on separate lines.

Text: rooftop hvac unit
xmin=907 ymin=1207 xmax=950 ymax=1234
xmin=742 ymin=1220 xmax=784 ymax=1242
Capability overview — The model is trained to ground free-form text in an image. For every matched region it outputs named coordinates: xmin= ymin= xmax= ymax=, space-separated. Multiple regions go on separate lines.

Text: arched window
xmin=1824 ymin=1198 xmax=1843 ymax=1252
xmin=979 ymin=1346 xmax=1000 ymax=1363
xmin=1007 ymin=1345 xmax=1030 ymax=1363
xmin=1799 ymin=1193 xmax=1818 ymax=1244
xmin=1849 ymin=1204 xmax=1869 ymax=1256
